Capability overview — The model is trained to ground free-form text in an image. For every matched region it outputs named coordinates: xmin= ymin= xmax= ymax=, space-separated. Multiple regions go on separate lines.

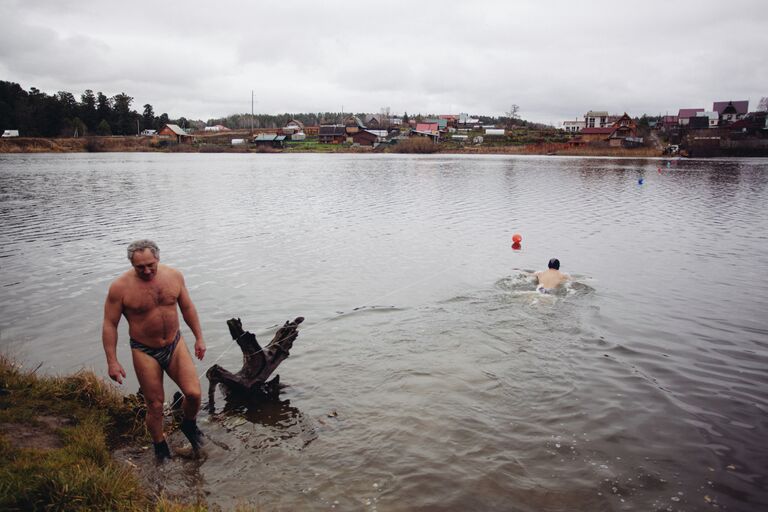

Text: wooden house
xmin=158 ymin=124 xmax=192 ymax=143
xmin=344 ymin=116 xmax=365 ymax=135
xmin=318 ymin=125 xmax=347 ymax=144
xmin=607 ymin=113 xmax=637 ymax=147
xmin=352 ymin=130 xmax=378 ymax=146
xmin=579 ymin=127 xmax=613 ymax=143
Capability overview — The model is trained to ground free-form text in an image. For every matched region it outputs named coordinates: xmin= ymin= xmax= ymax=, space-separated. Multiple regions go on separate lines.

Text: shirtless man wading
xmin=534 ymin=258 xmax=569 ymax=293
xmin=102 ymin=240 xmax=206 ymax=460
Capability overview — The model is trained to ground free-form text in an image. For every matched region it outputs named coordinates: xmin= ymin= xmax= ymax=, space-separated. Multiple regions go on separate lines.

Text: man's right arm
xmin=102 ymin=282 xmax=126 ymax=384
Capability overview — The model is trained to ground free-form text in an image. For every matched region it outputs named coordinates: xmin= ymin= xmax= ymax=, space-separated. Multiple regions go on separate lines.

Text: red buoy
xmin=512 ymin=233 xmax=522 ymax=244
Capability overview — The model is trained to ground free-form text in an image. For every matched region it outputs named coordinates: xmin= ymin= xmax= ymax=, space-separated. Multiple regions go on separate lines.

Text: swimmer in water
xmin=534 ymin=258 xmax=569 ymax=293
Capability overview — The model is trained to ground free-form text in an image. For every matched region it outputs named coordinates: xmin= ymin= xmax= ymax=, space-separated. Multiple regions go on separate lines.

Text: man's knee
xmin=145 ymin=397 xmax=164 ymax=416
xmin=182 ymin=388 xmax=201 ymax=405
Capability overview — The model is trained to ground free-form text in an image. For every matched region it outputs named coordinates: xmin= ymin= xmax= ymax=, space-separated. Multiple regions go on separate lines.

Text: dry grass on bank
xmin=390 ymin=137 xmax=439 ymax=153
xmin=452 ymin=142 xmax=661 ymax=157
xmin=0 ymin=355 xmax=238 ymax=511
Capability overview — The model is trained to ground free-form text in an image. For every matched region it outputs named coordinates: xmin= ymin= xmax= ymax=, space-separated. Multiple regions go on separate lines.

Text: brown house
xmin=319 ymin=125 xmax=347 ymax=144
xmin=158 ymin=124 xmax=192 ymax=143
xmin=343 ymin=116 xmax=366 ymax=135
xmin=578 ymin=127 xmax=613 ymax=143
xmin=608 ymin=113 xmax=638 ymax=147
xmin=352 ymin=130 xmax=378 ymax=146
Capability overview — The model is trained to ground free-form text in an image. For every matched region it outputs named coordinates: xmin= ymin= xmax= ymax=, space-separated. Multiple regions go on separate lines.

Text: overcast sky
xmin=1 ymin=0 xmax=766 ymax=125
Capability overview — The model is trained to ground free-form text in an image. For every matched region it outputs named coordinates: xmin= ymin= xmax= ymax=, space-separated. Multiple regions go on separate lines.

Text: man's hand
xmin=194 ymin=338 xmax=206 ymax=360
xmin=108 ymin=361 xmax=126 ymax=384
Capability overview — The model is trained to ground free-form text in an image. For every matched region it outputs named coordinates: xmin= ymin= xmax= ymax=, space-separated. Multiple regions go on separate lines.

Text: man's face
xmin=131 ymin=249 xmax=159 ymax=281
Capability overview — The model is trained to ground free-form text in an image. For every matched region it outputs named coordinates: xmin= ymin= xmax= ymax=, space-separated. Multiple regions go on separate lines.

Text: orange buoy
xmin=512 ymin=233 xmax=522 ymax=244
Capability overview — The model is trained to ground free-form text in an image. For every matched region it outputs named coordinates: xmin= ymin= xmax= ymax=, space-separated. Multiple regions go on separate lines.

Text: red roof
xmin=678 ymin=108 xmax=704 ymax=119
xmin=662 ymin=115 xmax=678 ymax=124
xmin=581 ymin=127 xmax=613 ymax=135
xmin=416 ymin=122 xmax=439 ymax=133
xmin=713 ymin=100 xmax=749 ymax=115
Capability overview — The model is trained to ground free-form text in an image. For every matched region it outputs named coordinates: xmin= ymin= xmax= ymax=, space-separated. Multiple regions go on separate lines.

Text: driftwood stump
xmin=205 ymin=317 xmax=304 ymax=408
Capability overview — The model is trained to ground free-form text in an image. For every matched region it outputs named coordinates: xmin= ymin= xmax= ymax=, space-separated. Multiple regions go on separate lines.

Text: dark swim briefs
xmin=130 ymin=330 xmax=181 ymax=370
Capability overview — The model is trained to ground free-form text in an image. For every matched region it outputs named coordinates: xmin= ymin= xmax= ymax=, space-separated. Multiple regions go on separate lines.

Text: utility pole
xmin=251 ymin=90 xmax=254 ymax=135
xmin=137 ymin=119 xmax=140 ymax=136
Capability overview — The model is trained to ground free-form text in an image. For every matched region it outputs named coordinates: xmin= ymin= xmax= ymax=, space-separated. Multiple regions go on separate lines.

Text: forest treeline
xmin=1 ymin=80 xmax=537 ymax=137
xmin=0 ymin=81 xmax=177 ymax=137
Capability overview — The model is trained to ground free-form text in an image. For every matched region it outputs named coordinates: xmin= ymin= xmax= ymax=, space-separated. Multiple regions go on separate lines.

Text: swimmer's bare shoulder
xmin=107 ymin=272 xmax=131 ymax=302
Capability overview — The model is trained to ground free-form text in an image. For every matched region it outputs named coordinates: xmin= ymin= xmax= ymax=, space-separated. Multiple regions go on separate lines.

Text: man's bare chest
xmin=123 ymin=280 xmax=180 ymax=315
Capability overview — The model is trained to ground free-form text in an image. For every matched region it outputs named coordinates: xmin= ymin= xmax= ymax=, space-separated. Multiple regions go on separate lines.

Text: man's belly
xmin=125 ymin=308 xmax=180 ymax=347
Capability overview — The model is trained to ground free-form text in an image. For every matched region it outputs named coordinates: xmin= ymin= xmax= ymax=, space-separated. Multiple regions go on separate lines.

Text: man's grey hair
xmin=127 ymin=239 xmax=160 ymax=260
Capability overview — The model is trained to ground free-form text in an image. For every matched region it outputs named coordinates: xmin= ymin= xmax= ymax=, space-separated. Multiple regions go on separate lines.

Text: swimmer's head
xmin=548 ymin=258 xmax=560 ymax=270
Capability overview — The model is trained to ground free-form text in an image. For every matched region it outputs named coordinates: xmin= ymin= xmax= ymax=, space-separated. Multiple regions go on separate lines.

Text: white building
xmin=585 ymin=111 xmax=609 ymax=128
xmin=563 ymin=120 xmax=586 ymax=133
xmin=696 ymin=111 xmax=719 ymax=128
xmin=1 ymin=130 xmax=20 ymax=137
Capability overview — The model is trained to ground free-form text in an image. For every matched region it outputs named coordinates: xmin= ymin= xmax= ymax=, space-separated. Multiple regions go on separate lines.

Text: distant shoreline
xmin=0 ymin=136 xmax=664 ymax=158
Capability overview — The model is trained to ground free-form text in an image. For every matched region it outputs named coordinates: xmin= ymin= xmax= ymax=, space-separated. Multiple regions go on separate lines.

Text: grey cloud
xmin=1 ymin=0 xmax=767 ymax=122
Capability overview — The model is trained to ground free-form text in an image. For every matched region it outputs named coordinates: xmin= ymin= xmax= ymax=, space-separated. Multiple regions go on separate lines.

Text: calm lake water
xmin=1 ymin=153 xmax=767 ymax=511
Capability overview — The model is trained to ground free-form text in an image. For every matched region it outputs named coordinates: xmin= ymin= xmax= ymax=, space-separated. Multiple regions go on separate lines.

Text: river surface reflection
xmin=1 ymin=153 xmax=767 ymax=511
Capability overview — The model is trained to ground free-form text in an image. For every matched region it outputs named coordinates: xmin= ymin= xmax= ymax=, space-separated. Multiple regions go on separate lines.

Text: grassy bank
xmin=0 ymin=356 xmax=219 ymax=511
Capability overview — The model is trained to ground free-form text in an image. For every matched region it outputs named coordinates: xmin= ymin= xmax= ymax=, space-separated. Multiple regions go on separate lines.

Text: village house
xmin=573 ymin=113 xmax=640 ymax=147
xmin=158 ymin=124 xmax=192 ymax=143
xmin=343 ymin=116 xmax=366 ymax=136
xmin=607 ymin=113 xmax=638 ymax=147
xmin=563 ymin=120 xmax=585 ymax=133
xmin=578 ymin=127 xmax=613 ymax=143
xmin=283 ymin=120 xmax=304 ymax=134
xmin=283 ymin=119 xmax=306 ymax=140
xmin=416 ymin=122 xmax=439 ymax=134
xmin=661 ymin=115 xmax=678 ymax=132
xmin=696 ymin=111 xmax=719 ymax=128
xmin=364 ymin=114 xmax=389 ymax=129
xmin=318 ymin=125 xmax=346 ymax=144
xmin=728 ymin=111 xmax=768 ymax=136
xmin=585 ymin=111 xmax=609 ymax=128
xmin=677 ymin=108 xmax=705 ymax=126
xmin=714 ymin=100 xmax=749 ymax=124
xmin=458 ymin=113 xmax=481 ymax=129
xmin=252 ymin=133 xmax=285 ymax=148
xmin=352 ymin=129 xmax=389 ymax=146
xmin=439 ymin=115 xmax=458 ymax=129
xmin=424 ymin=118 xmax=448 ymax=132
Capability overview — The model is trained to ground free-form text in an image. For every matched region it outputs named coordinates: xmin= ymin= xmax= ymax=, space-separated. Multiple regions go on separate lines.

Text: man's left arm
xmin=178 ymin=272 xmax=206 ymax=360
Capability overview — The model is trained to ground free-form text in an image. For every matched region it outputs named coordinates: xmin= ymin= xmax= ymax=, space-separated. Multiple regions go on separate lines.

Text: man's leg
xmin=131 ymin=349 xmax=171 ymax=459
xmin=167 ymin=337 xmax=204 ymax=448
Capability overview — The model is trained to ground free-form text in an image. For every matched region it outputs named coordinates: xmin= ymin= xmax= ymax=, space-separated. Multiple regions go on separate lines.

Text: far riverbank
xmin=0 ymin=135 xmax=663 ymax=158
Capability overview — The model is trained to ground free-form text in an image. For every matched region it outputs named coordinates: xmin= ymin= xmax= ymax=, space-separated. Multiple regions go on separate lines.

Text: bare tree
xmin=758 ymin=97 xmax=768 ymax=112
xmin=505 ymin=104 xmax=520 ymax=128
xmin=506 ymin=104 xmax=520 ymax=119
